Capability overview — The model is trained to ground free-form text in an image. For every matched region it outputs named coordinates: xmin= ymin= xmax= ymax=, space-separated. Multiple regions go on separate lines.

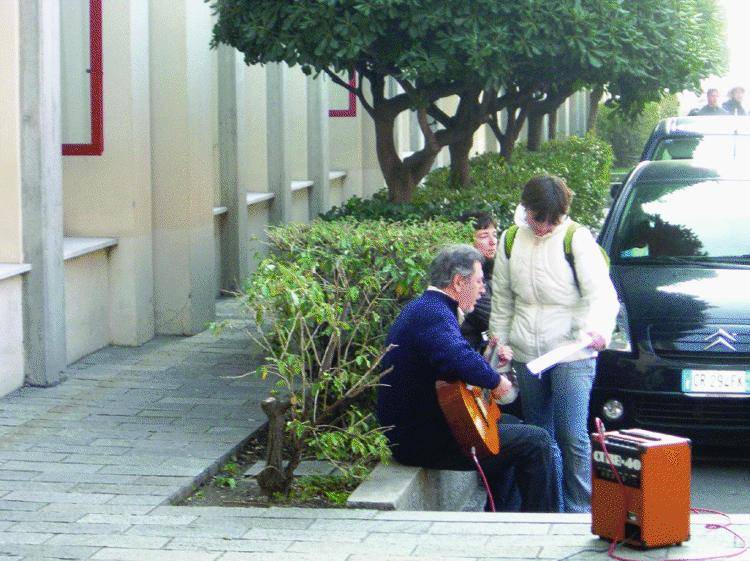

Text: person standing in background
xmin=489 ymin=175 xmax=619 ymax=513
xmin=458 ymin=212 xmax=500 ymax=354
xmin=688 ymin=88 xmax=729 ymax=115
xmin=722 ymin=86 xmax=746 ymax=115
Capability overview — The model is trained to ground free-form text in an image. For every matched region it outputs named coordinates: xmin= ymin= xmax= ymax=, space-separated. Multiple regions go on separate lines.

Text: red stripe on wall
xmin=329 ymin=72 xmax=357 ymax=118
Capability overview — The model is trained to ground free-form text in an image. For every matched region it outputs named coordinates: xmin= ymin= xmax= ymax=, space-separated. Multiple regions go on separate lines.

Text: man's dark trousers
xmin=398 ymin=416 xmax=561 ymax=513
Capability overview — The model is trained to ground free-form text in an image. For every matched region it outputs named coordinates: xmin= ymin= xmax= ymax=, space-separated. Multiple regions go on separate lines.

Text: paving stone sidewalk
xmin=1 ymin=299 xmax=749 ymax=560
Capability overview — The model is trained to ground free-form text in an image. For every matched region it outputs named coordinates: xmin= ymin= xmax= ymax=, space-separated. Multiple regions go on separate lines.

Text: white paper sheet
xmin=526 ymin=335 xmax=594 ymax=376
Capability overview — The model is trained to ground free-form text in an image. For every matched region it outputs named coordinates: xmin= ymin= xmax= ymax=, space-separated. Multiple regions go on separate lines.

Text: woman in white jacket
xmin=489 ymin=175 xmax=618 ymax=513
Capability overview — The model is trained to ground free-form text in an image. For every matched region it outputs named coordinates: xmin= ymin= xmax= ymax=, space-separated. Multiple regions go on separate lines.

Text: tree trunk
xmin=373 ymin=111 xmax=441 ymax=203
xmin=373 ymin=115 xmax=415 ymax=203
xmin=498 ymin=110 xmax=524 ymax=161
xmin=526 ymin=111 xmax=544 ymax=151
xmin=448 ymin=134 xmax=473 ymax=187
xmin=257 ymin=397 xmax=292 ymax=496
xmin=548 ymin=109 xmax=558 ymax=140
xmin=587 ymin=84 xmax=604 ymax=133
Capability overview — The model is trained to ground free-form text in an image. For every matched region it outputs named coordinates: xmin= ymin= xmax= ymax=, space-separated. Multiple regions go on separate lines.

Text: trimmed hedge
xmin=323 ymin=134 xmax=613 ymax=230
xmin=242 ymin=219 xmax=474 ymax=482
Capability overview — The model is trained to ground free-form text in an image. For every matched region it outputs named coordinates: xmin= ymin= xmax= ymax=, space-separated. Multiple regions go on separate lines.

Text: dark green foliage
xmin=324 ymin=135 xmax=613 ymax=230
xmin=596 ymin=95 xmax=680 ymax=167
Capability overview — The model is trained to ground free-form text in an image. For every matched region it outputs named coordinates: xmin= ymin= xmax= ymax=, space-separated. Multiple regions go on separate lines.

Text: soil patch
xmin=179 ymin=426 xmax=358 ymax=509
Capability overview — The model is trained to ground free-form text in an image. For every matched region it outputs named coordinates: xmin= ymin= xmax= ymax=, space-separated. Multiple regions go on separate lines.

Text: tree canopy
xmin=211 ymin=0 xmax=726 ymax=200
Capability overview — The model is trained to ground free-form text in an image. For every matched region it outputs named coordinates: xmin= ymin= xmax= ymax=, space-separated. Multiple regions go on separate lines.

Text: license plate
xmin=682 ymin=370 xmax=750 ymax=394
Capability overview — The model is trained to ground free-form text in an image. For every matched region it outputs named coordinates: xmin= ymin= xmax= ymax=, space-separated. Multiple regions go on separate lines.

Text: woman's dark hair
xmin=521 ymin=175 xmax=573 ymax=224
xmin=458 ymin=211 xmax=496 ymax=231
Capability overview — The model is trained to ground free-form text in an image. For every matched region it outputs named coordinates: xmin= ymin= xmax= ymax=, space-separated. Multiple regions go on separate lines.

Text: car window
xmin=652 ymin=136 xmax=747 ymax=161
xmin=613 ymin=179 xmax=750 ymax=261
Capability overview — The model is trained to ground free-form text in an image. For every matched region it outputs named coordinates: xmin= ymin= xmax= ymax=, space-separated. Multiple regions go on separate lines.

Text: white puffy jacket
xmin=489 ymin=205 xmax=619 ymax=364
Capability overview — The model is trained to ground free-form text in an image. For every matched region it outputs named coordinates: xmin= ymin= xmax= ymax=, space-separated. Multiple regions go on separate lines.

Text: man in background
xmin=689 ymin=88 xmax=729 ymax=115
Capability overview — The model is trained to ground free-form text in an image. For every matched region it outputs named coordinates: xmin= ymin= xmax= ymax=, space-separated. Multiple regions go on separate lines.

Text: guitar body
xmin=435 ymin=380 xmax=501 ymax=459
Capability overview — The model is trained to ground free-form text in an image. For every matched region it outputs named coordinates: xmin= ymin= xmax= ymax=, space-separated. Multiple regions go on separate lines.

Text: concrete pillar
xmin=307 ymin=73 xmax=330 ymax=218
xmin=572 ymin=90 xmax=586 ymax=136
xmin=218 ymin=46 xmax=249 ymax=289
xmin=19 ymin=0 xmax=66 ymax=386
xmin=558 ymin=97 xmax=570 ymax=138
xmin=266 ymin=64 xmax=292 ymax=224
xmin=150 ymin=0 xmax=216 ymax=334
xmin=237 ymin=64 xmax=267 ymax=193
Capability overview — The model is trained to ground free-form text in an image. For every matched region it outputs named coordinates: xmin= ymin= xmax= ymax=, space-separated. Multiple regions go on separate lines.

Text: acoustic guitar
xmin=435 ymin=380 xmax=500 ymax=459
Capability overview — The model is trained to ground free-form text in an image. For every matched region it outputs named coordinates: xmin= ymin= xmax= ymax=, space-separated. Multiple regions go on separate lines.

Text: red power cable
xmin=470 ymin=446 xmax=496 ymax=513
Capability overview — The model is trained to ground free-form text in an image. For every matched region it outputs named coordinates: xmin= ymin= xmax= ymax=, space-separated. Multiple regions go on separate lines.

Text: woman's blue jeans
xmin=515 ymin=358 xmax=596 ymax=513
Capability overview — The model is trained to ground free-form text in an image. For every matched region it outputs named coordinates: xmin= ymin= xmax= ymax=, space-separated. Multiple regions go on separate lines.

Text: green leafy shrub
xmin=595 ymin=94 xmax=680 ymax=167
xmin=323 ymin=135 xmax=613 ymax=230
xmin=242 ymin=219 xmax=473 ymax=494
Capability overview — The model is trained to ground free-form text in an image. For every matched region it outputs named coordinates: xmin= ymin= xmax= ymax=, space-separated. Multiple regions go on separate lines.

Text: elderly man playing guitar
xmin=377 ymin=244 xmax=560 ymax=512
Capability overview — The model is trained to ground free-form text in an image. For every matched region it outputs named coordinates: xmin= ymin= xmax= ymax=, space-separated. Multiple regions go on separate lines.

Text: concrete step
xmin=347 ymin=461 xmax=477 ymax=511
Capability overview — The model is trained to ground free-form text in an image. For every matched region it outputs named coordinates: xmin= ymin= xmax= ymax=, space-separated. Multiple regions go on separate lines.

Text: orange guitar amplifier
xmin=591 ymin=428 xmax=691 ymax=548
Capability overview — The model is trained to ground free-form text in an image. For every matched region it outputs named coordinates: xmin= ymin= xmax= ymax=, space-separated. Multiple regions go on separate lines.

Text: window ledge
xmin=63 ymin=237 xmax=118 ymax=261
xmin=246 ymin=192 xmax=275 ymax=206
xmin=213 ymin=206 xmax=228 ymax=216
xmin=329 ymin=170 xmax=347 ymax=181
xmin=291 ymin=180 xmax=314 ymax=192
xmin=0 ymin=263 xmax=31 ymax=282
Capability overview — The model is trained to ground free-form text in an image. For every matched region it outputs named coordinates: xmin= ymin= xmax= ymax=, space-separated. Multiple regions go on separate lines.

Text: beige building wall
xmin=330 ymin=113 xmax=364 ymax=198
xmin=247 ymin=200 xmax=272 ymax=274
xmin=150 ymin=0 xmax=218 ymax=335
xmin=0 ymin=2 xmax=26 ymax=397
xmin=287 ymin=68 xmax=309 ymax=182
xmin=360 ymin=107 xmax=383 ymax=197
xmin=0 ymin=1 xmax=23 ymax=264
xmin=291 ymin=188 xmax=310 ymax=223
xmin=64 ymin=251 xmax=111 ymax=363
xmin=0 ymin=277 xmax=24 ymax=396
xmin=329 ymin=79 xmax=383 ymax=199
xmin=0 ymin=0 xmax=595 ymax=399
xmin=62 ymin=0 xmax=154 ymax=349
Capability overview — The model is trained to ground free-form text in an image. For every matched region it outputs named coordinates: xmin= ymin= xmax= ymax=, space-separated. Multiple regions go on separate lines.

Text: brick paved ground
xmin=1 ymin=299 xmax=748 ymax=560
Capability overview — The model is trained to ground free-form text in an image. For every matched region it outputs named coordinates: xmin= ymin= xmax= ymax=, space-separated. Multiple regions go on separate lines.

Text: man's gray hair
xmin=429 ymin=244 xmax=483 ymax=288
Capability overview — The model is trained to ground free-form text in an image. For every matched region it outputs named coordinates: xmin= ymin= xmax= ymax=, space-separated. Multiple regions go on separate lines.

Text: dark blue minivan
xmin=592 ymin=160 xmax=750 ymax=443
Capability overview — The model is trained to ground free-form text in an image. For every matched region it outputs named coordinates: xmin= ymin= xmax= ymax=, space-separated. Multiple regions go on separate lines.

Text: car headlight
xmin=607 ymin=300 xmax=632 ymax=353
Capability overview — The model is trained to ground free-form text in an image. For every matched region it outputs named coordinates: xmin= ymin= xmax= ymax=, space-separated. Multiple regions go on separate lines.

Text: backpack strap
xmin=563 ymin=222 xmax=611 ymax=296
xmin=563 ymin=223 xmax=582 ymax=295
xmin=503 ymin=225 xmax=519 ymax=260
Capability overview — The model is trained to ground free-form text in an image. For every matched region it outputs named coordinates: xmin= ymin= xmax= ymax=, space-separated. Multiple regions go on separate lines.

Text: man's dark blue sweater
xmin=377 ymin=290 xmax=499 ymax=466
